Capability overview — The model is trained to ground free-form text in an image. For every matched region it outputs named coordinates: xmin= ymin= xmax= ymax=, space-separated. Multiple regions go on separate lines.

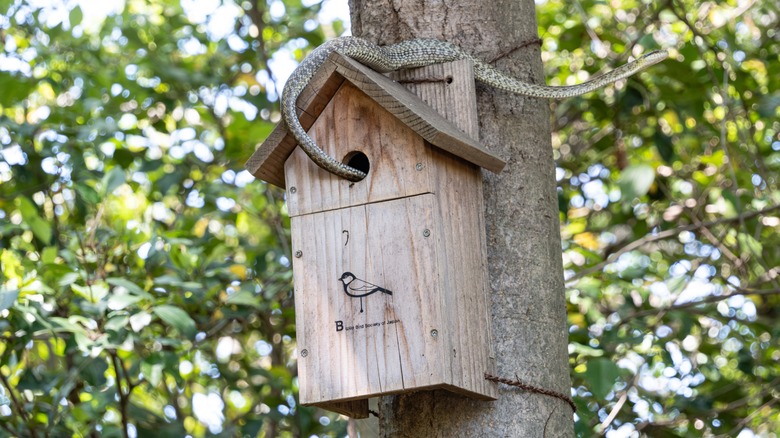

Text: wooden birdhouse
xmin=245 ymin=52 xmax=505 ymax=418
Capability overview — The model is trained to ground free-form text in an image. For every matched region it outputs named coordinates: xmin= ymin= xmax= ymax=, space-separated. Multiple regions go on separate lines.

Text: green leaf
xmin=618 ymin=164 xmax=655 ymax=201
xmin=15 ymin=197 xmax=51 ymax=244
xmin=1 ymin=249 xmax=23 ymax=280
xmin=74 ymin=183 xmax=100 ymax=205
xmin=58 ymin=272 xmax=80 ymax=287
xmin=226 ymin=290 xmax=262 ymax=309
xmin=0 ymin=71 xmax=35 ymax=105
xmin=737 ymin=233 xmax=763 ymax=257
xmin=654 ymin=132 xmax=675 ymax=163
xmin=107 ymin=294 xmax=144 ymax=310
xmin=140 ymin=361 xmax=164 ymax=386
xmin=581 ymin=358 xmax=620 ymax=399
xmin=71 ymin=283 xmax=109 ymax=302
xmin=152 ymin=305 xmax=197 ymax=338
xmin=49 ymin=317 xmax=89 ymax=335
xmin=105 ymin=315 xmax=130 ymax=331
xmin=102 ymin=167 xmax=126 ymax=196
xmin=112 ymin=148 xmax=135 ymax=168
xmin=82 ymin=358 xmax=108 ymax=386
xmin=28 ymin=217 xmax=52 ymax=244
xmin=41 ymin=247 xmax=58 ymax=264
xmin=107 ymin=277 xmax=149 ymax=297
xmin=69 ymin=6 xmax=83 ymax=27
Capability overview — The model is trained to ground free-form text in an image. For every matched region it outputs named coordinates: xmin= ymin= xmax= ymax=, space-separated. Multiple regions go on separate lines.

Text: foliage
xmin=0 ymin=0 xmax=347 ymax=436
xmin=0 ymin=0 xmax=778 ymax=437
xmin=536 ymin=0 xmax=780 ymax=435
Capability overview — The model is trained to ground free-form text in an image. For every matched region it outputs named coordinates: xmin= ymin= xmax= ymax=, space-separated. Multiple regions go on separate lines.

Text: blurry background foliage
xmin=0 ymin=0 xmax=777 ymax=437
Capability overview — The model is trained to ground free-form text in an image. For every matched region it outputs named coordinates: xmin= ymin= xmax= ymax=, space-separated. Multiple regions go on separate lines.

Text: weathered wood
xmin=291 ymin=195 xmax=446 ymax=404
xmin=311 ymin=400 xmax=369 ymax=419
xmin=284 ymin=81 xmax=433 ymax=218
xmin=245 ymin=60 xmax=344 ymax=188
xmin=245 ymin=52 xmax=506 ymax=188
xmin=291 ymin=192 xmax=497 ymax=407
xmin=388 ymin=59 xmax=479 ymax=140
xmin=331 ymin=54 xmax=504 ymax=173
xmin=249 ymin=52 xmax=500 ymax=419
xmin=429 ymin=149 xmax=497 ymax=399
xmin=285 ymin=60 xmax=498 ymax=414
xmin=396 ymin=59 xmax=497 ymax=400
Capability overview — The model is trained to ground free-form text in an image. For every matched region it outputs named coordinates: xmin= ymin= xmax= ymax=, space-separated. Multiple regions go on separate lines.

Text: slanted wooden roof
xmin=245 ymin=52 xmax=506 ymax=188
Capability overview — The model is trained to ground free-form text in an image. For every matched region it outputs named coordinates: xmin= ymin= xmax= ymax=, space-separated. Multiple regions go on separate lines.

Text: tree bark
xmin=350 ymin=1 xmax=574 ymax=436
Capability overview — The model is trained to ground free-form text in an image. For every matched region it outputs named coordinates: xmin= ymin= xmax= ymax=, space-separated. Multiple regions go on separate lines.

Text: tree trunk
xmin=350 ymin=1 xmax=574 ymax=436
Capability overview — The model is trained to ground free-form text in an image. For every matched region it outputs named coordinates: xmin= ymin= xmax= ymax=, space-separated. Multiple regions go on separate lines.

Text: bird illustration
xmin=338 ymin=272 xmax=393 ymax=313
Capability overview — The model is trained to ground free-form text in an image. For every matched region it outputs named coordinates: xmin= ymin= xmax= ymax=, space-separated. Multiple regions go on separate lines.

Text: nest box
xmin=246 ymin=52 xmax=506 ymax=418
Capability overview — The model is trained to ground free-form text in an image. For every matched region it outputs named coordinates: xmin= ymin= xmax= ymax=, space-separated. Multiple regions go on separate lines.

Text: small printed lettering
xmin=335 ymin=319 xmax=401 ymax=332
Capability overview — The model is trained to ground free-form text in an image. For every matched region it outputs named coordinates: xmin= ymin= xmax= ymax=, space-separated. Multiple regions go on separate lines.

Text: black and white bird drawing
xmin=338 ymin=272 xmax=393 ymax=313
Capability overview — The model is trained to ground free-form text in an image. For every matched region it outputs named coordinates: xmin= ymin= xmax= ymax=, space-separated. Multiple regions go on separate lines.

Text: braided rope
xmin=282 ymin=36 xmax=668 ymax=181
xmin=484 ymin=373 xmax=577 ymax=412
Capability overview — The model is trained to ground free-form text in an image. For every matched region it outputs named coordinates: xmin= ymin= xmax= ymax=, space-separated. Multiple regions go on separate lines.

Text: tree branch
xmin=566 ymin=204 xmax=780 ymax=285
xmin=0 ymin=371 xmax=39 ymax=438
xmin=0 ymin=420 xmax=16 ymax=437
xmin=618 ymin=286 xmax=780 ymax=326
xmin=109 ymin=352 xmax=131 ymax=438
xmin=720 ymin=395 xmax=779 ymax=438
xmin=598 ymin=391 xmax=628 ymax=434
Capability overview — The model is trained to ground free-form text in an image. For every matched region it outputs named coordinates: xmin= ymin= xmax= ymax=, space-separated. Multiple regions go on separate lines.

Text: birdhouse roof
xmin=245 ymin=52 xmax=506 ymax=188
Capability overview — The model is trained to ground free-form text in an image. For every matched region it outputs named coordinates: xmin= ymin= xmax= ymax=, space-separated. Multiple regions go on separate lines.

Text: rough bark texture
xmin=349 ymin=0 xmax=574 ymax=436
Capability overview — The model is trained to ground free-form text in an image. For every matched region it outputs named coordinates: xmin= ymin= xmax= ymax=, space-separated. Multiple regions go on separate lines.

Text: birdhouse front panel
xmin=291 ymin=194 xmax=448 ymax=404
xmin=284 ymin=81 xmax=435 ymax=218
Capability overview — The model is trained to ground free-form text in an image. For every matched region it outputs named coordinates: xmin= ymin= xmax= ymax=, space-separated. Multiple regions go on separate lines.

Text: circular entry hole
xmin=342 ymin=151 xmax=370 ymax=179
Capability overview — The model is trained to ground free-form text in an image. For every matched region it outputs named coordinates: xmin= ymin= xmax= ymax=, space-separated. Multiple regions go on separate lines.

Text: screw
xmin=415 ymin=163 xmax=424 ymax=171
xmin=423 ymin=229 xmax=430 ymax=237
xmin=430 ymin=329 xmax=438 ymax=338
xmin=301 ymin=349 xmax=308 ymax=357
xmin=294 ymin=250 xmax=303 ymax=258
xmin=289 ymin=186 xmax=297 ymax=194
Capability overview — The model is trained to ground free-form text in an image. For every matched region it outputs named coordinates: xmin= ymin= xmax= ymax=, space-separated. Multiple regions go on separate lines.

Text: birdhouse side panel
xmin=429 ymin=149 xmax=498 ymax=400
xmin=291 ymin=194 xmax=447 ymax=404
xmin=284 ymin=81 xmax=434 ymax=218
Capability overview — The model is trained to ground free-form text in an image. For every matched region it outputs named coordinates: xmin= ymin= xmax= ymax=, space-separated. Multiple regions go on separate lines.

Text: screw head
xmin=415 ymin=163 xmax=424 ymax=171
xmin=423 ymin=229 xmax=431 ymax=237
xmin=289 ymin=186 xmax=297 ymax=194
xmin=430 ymin=329 xmax=438 ymax=338
xmin=300 ymin=349 xmax=308 ymax=357
xmin=294 ymin=250 xmax=303 ymax=258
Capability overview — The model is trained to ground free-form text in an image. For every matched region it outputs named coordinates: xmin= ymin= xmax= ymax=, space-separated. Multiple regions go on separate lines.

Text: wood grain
xmin=331 ymin=54 xmax=505 ymax=173
xmin=245 ymin=60 xmax=344 ymax=188
xmin=284 ymin=81 xmax=433 ymax=218
xmin=291 ymin=195 xmax=447 ymax=405
xmin=398 ymin=60 xmax=498 ymax=399
xmin=311 ymin=400 xmax=369 ymax=419
xmin=287 ymin=60 xmax=498 ymax=414
xmin=388 ymin=59 xmax=479 ymax=140
xmin=245 ymin=52 xmax=506 ymax=188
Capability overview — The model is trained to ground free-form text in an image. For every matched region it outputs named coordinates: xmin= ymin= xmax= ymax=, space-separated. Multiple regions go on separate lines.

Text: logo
xmin=337 ymin=272 xmax=393 ymax=313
